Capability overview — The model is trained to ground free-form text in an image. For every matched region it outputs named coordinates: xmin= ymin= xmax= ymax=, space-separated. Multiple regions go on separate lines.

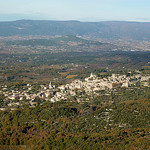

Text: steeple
xmin=49 ymin=82 xmax=52 ymax=89
xmin=90 ymin=73 xmax=96 ymax=79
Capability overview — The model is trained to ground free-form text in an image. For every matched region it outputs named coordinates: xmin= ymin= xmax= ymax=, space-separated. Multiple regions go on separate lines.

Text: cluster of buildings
xmin=50 ymin=73 xmax=150 ymax=102
xmin=0 ymin=82 xmax=56 ymax=108
xmin=0 ymin=73 xmax=149 ymax=109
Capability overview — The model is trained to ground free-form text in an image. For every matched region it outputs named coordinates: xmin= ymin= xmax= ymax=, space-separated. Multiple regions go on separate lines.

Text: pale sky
xmin=0 ymin=0 xmax=150 ymax=22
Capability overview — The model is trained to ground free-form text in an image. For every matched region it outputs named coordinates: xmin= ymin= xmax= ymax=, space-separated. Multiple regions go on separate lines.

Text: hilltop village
xmin=0 ymin=73 xmax=150 ymax=110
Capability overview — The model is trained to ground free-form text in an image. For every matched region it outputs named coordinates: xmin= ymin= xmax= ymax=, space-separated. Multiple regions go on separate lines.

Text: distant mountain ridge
xmin=1 ymin=20 xmax=150 ymax=40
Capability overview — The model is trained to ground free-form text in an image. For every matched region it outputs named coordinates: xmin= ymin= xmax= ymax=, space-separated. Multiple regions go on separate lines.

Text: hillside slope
xmin=1 ymin=20 xmax=150 ymax=40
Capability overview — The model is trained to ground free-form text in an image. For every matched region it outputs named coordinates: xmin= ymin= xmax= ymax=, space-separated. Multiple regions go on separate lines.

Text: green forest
xmin=0 ymin=85 xmax=150 ymax=150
